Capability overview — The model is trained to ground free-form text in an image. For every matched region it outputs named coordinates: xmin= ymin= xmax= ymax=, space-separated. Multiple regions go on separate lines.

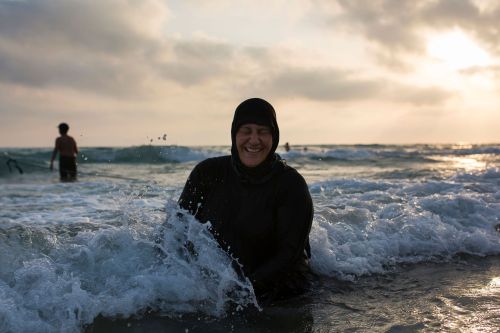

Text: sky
xmin=0 ymin=0 xmax=499 ymax=147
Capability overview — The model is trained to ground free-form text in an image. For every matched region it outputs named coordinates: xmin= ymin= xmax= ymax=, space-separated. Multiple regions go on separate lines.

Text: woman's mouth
xmin=245 ymin=146 xmax=263 ymax=153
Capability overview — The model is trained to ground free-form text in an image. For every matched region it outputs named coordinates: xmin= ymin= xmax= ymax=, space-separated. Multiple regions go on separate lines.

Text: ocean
xmin=0 ymin=144 xmax=499 ymax=333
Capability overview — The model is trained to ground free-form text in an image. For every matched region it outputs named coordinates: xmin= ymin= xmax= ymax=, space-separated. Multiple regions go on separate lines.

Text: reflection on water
xmin=487 ymin=277 xmax=500 ymax=288
xmin=310 ymin=256 xmax=499 ymax=333
xmin=429 ymin=267 xmax=500 ymax=333
xmin=441 ymin=156 xmax=486 ymax=171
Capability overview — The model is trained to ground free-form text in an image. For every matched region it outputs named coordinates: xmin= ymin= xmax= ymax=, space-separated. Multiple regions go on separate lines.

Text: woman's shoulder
xmin=274 ymin=165 xmax=312 ymax=206
xmin=280 ymin=163 xmax=304 ymax=179
xmin=196 ymin=155 xmax=231 ymax=169
xmin=192 ymin=156 xmax=231 ymax=177
xmin=277 ymin=164 xmax=308 ymax=188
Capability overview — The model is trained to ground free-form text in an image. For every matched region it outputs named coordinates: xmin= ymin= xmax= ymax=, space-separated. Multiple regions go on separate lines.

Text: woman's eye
xmin=239 ymin=128 xmax=251 ymax=135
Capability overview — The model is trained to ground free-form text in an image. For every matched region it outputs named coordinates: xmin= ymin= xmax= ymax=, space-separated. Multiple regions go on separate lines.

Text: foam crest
xmin=309 ymin=169 xmax=500 ymax=280
xmin=0 ymin=201 xmax=257 ymax=333
xmin=79 ymin=146 xmax=226 ymax=164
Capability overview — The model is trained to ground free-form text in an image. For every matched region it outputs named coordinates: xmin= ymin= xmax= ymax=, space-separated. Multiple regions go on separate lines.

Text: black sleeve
xmin=249 ymin=171 xmax=313 ymax=289
xmin=178 ymin=162 xmax=209 ymax=216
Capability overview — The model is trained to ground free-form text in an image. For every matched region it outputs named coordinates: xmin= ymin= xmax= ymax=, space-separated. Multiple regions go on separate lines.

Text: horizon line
xmin=1 ymin=142 xmax=499 ymax=150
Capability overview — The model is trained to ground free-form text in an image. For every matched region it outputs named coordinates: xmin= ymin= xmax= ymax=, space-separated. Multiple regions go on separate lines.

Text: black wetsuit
xmin=179 ymin=155 xmax=313 ymax=298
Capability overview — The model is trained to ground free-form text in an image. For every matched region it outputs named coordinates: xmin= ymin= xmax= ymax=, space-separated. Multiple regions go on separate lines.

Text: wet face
xmin=235 ymin=124 xmax=273 ymax=168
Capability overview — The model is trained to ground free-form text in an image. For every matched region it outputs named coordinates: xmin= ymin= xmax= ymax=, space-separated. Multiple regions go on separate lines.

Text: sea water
xmin=0 ymin=144 xmax=499 ymax=332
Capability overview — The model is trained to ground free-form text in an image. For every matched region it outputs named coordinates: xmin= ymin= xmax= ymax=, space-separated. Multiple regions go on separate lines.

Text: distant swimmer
xmin=284 ymin=142 xmax=290 ymax=152
xmin=179 ymin=98 xmax=313 ymax=301
xmin=50 ymin=123 xmax=78 ymax=181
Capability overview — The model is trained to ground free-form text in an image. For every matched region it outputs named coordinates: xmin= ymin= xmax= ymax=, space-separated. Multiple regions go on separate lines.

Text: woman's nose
xmin=248 ymin=131 xmax=259 ymax=143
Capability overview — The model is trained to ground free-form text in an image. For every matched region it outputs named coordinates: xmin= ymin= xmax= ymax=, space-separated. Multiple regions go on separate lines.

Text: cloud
xmin=421 ymin=0 xmax=500 ymax=53
xmin=459 ymin=64 xmax=500 ymax=78
xmin=0 ymin=1 xmax=241 ymax=94
xmin=0 ymin=0 xmax=456 ymax=106
xmin=331 ymin=0 xmax=424 ymax=52
xmin=0 ymin=0 xmax=168 ymax=95
xmin=0 ymin=41 xmax=149 ymax=95
xmin=262 ymin=68 xmax=380 ymax=101
xmin=156 ymin=38 xmax=236 ymax=86
xmin=384 ymin=83 xmax=453 ymax=106
xmin=246 ymin=66 xmax=452 ymax=105
xmin=324 ymin=0 xmax=500 ymax=65
xmin=0 ymin=0 xmax=166 ymax=53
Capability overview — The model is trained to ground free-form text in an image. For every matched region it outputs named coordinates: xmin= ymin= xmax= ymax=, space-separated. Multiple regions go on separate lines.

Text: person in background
xmin=50 ymin=122 xmax=78 ymax=181
xmin=178 ymin=98 xmax=313 ymax=301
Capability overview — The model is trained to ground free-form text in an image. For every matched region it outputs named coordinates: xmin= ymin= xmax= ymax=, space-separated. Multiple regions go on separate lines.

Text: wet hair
xmin=58 ymin=123 xmax=69 ymax=134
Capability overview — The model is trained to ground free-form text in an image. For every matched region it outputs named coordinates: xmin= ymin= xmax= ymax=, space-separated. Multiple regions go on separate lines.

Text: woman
xmin=179 ymin=98 xmax=313 ymax=300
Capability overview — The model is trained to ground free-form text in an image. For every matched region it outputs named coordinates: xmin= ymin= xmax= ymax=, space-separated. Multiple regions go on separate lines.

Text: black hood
xmin=230 ymin=98 xmax=280 ymax=158
xmin=230 ymin=98 xmax=284 ymax=183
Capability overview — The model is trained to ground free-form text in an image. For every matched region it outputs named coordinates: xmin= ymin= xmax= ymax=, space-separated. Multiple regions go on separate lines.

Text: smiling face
xmin=235 ymin=123 xmax=273 ymax=168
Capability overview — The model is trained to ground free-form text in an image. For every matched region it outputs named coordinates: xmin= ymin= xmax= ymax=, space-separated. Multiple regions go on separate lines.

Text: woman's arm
xmin=178 ymin=164 xmax=205 ymax=215
xmin=249 ymin=170 xmax=313 ymax=290
xmin=178 ymin=158 xmax=222 ymax=217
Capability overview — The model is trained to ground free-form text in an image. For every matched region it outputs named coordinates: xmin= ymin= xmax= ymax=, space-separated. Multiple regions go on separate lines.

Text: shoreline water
xmin=86 ymin=255 xmax=500 ymax=333
xmin=1 ymin=144 xmax=498 ymax=332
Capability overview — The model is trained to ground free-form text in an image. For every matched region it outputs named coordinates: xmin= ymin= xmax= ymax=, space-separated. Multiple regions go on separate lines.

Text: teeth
xmin=246 ymin=147 xmax=261 ymax=153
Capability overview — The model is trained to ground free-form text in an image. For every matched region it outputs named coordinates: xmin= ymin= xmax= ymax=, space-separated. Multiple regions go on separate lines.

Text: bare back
xmin=55 ymin=135 xmax=78 ymax=157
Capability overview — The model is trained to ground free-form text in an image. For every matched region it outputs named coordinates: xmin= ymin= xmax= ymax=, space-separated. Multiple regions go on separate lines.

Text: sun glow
xmin=427 ymin=30 xmax=491 ymax=70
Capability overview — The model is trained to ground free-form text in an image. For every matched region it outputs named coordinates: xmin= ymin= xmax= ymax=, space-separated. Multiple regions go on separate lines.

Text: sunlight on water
xmin=488 ymin=277 xmax=500 ymax=288
xmin=474 ymin=276 xmax=500 ymax=298
xmin=451 ymin=156 xmax=486 ymax=171
xmin=433 ymin=275 xmax=500 ymax=333
xmin=434 ymin=155 xmax=487 ymax=172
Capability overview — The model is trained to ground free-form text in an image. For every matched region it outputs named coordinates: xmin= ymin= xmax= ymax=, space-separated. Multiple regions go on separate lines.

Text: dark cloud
xmin=0 ymin=0 xmax=166 ymax=95
xmin=0 ymin=0 xmax=457 ymax=106
xmin=266 ymin=68 xmax=381 ymax=101
xmin=333 ymin=0 xmax=424 ymax=52
xmin=421 ymin=0 xmax=500 ymax=53
xmin=0 ymin=1 xmax=242 ymax=93
xmin=0 ymin=0 xmax=156 ymax=54
xmin=156 ymin=39 xmax=236 ymax=85
xmin=328 ymin=0 xmax=500 ymax=65
xmin=421 ymin=0 xmax=480 ymax=25
xmin=0 ymin=42 xmax=150 ymax=95
xmin=247 ymin=67 xmax=453 ymax=105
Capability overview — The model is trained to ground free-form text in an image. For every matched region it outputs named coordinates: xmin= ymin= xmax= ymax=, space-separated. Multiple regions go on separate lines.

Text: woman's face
xmin=235 ymin=123 xmax=273 ymax=168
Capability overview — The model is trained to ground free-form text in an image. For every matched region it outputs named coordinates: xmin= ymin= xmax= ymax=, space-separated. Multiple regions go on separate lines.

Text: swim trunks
xmin=59 ymin=156 xmax=77 ymax=181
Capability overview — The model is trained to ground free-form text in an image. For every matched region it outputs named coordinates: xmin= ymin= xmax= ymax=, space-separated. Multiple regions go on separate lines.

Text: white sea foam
xmin=0 ymin=186 xmax=257 ymax=332
xmin=0 ymin=145 xmax=498 ymax=332
xmin=310 ymin=168 xmax=500 ymax=280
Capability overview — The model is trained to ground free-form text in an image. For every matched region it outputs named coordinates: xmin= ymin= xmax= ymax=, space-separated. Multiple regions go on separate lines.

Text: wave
xmin=1 ymin=144 xmax=498 ymax=169
xmin=79 ymin=146 xmax=227 ymax=164
xmin=0 ymin=165 xmax=499 ymax=332
xmin=309 ymin=167 xmax=500 ymax=280
xmin=281 ymin=144 xmax=500 ymax=162
xmin=0 ymin=146 xmax=228 ymax=177
xmin=0 ymin=201 xmax=257 ymax=333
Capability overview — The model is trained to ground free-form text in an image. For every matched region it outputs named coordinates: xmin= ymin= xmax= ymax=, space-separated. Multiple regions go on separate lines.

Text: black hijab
xmin=230 ymin=98 xmax=285 ymax=184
